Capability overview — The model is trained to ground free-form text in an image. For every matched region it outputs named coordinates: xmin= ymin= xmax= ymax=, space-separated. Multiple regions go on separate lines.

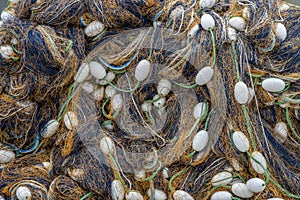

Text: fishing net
xmin=0 ymin=0 xmax=299 ymax=199
xmin=0 ymin=152 xmax=50 ymax=199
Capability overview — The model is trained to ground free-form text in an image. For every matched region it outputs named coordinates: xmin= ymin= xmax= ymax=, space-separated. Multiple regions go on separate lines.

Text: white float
xmin=232 ymin=131 xmax=250 ymax=152
xmin=246 ymin=178 xmax=266 ymax=193
xmin=141 ymin=102 xmax=152 ymax=112
xmin=231 ymin=183 xmax=254 ymax=198
xmin=262 ymin=78 xmax=285 ymax=93
xmin=105 ymin=86 xmax=117 ymax=98
xmin=135 ymin=59 xmax=151 ymax=81
xmin=162 ymin=168 xmax=169 ymax=179
xmin=111 ymin=180 xmax=125 ymax=200
xmin=275 ymin=23 xmax=287 ymax=41
xmin=74 ymin=63 xmax=89 ymax=82
xmin=84 ymin=21 xmax=105 ymax=37
xmin=147 ymin=188 xmax=167 ymax=200
xmin=0 ymin=45 xmax=14 ymax=59
xmin=211 ymin=172 xmax=233 ymax=186
xmin=201 ymin=14 xmax=215 ymax=31
xmin=199 ymin=0 xmax=216 ymax=8
xmin=125 ymin=191 xmax=143 ymax=200
xmin=82 ymin=81 xmax=94 ymax=94
xmin=210 ymin=191 xmax=232 ymax=200
xmin=0 ymin=11 xmax=15 ymax=23
xmin=234 ymin=81 xmax=249 ymax=104
xmin=0 ymin=150 xmax=15 ymax=164
xmin=193 ymin=102 xmax=207 ymax=119
xmin=100 ymin=136 xmax=115 ymax=155
xmin=188 ymin=24 xmax=200 ymax=38
xmin=41 ymin=119 xmax=59 ymax=138
xmin=192 ymin=130 xmax=209 ymax=152
xmin=134 ymin=170 xmax=146 ymax=179
xmin=229 ymin=17 xmax=246 ymax=31
xmin=250 ymin=151 xmax=267 ymax=174
xmin=93 ymin=87 xmax=105 ymax=101
xmin=274 ymin=122 xmax=288 ymax=143
xmin=63 ymin=111 xmax=78 ymax=130
xmin=227 ymin=27 xmax=237 ymax=41
xmin=173 ymin=190 xmax=194 ymax=200
xmin=112 ymin=94 xmax=123 ymax=111
xmin=98 ymin=71 xmax=116 ymax=85
xmin=153 ymin=95 xmax=166 ymax=108
xmin=242 ymin=7 xmax=251 ymax=20
xmin=196 ymin=66 xmax=214 ymax=86
xmin=157 ymin=79 xmax=172 ymax=97
xmin=89 ymin=61 xmax=107 ymax=79
xmin=16 ymin=186 xmax=32 ymax=200
xmin=279 ymin=4 xmax=289 ymax=12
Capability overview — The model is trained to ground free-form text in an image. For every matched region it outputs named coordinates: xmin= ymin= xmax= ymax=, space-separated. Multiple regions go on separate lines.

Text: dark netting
xmin=0 ymin=0 xmax=299 ymax=199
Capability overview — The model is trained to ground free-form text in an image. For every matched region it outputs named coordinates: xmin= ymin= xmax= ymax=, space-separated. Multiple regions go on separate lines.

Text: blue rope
xmin=151 ymin=10 xmax=163 ymax=21
xmin=17 ymin=133 xmax=40 ymax=154
xmin=98 ymin=28 xmax=151 ymax=70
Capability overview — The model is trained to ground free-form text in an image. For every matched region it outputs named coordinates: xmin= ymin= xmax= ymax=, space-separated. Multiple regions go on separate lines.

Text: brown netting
xmin=0 ymin=0 xmax=299 ymax=199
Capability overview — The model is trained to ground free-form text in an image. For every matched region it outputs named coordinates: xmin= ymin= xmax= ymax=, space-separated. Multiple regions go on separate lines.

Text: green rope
xmin=12 ymin=44 xmax=22 ymax=55
xmin=101 ymin=97 xmax=110 ymax=119
xmin=269 ymin=178 xmax=300 ymax=199
xmin=30 ymin=11 xmax=35 ymax=20
xmin=232 ymin=197 xmax=242 ymax=200
xmin=253 ymin=77 xmax=259 ymax=86
xmin=231 ymin=41 xmax=240 ymax=81
xmin=210 ymin=185 xmax=231 ymax=192
xmin=65 ymin=40 xmax=73 ymax=53
xmin=278 ymin=82 xmax=291 ymax=94
xmin=209 ymin=28 xmax=216 ymax=69
xmin=282 ymin=96 xmax=300 ymax=104
xmin=211 ymin=176 xmax=235 ymax=185
xmin=233 ymin=172 xmax=245 ymax=183
xmin=157 ymin=104 xmax=164 ymax=115
xmin=145 ymin=96 xmax=161 ymax=103
xmin=166 ymin=19 xmax=173 ymax=28
xmin=80 ymin=192 xmax=93 ymax=200
xmin=101 ymin=120 xmax=113 ymax=127
xmin=246 ymin=151 xmax=269 ymax=185
xmin=187 ymin=35 xmax=191 ymax=45
xmin=110 ymin=69 xmax=127 ymax=74
xmin=57 ymin=82 xmax=80 ymax=122
xmin=185 ymin=150 xmax=196 ymax=158
xmin=5 ymin=0 xmax=10 ymax=9
xmin=186 ymin=103 xmax=209 ymax=138
xmin=109 ymin=154 xmax=127 ymax=191
xmin=168 ymin=166 xmax=191 ymax=191
xmin=10 ymin=56 xmax=19 ymax=61
xmin=139 ymin=161 xmax=162 ymax=182
xmin=242 ymin=105 xmax=257 ymax=150
xmin=147 ymin=41 xmax=153 ymax=61
xmin=246 ymin=72 xmax=263 ymax=79
xmin=204 ymin=110 xmax=212 ymax=130
xmin=185 ymin=117 xmax=201 ymax=138
xmin=92 ymin=29 xmax=106 ymax=41
xmin=285 ymin=107 xmax=300 ymax=140
xmin=105 ymin=78 xmax=140 ymax=93
xmin=172 ymin=81 xmax=197 ymax=89
xmin=145 ymin=111 xmax=155 ymax=126
xmin=149 ymin=180 xmax=155 ymax=200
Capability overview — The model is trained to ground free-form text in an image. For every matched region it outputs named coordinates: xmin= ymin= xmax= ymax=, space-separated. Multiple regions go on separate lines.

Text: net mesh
xmin=0 ymin=0 xmax=299 ymax=199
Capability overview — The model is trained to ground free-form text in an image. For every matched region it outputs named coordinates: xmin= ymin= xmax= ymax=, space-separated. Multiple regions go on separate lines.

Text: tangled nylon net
xmin=0 ymin=0 xmax=299 ymax=199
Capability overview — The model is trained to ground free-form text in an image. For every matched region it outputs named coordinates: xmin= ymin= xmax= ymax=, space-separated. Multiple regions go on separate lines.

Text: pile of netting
xmin=0 ymin=0 xmax=299 ymax=199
